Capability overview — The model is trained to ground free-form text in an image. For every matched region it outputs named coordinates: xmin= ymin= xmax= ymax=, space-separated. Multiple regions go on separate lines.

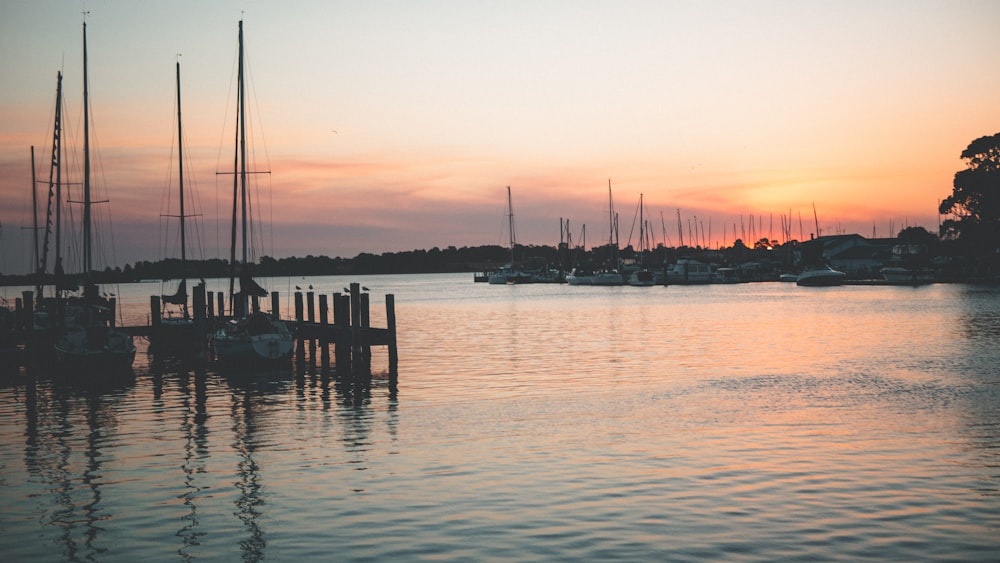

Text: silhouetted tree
xmin=897 ymin=226 xmax=938 ymax=246
xmin=939 ymin=132 xmax=1000 ymax=253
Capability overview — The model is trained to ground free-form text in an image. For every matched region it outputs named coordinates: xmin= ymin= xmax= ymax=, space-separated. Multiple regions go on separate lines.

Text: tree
xmin=939 ymin=132 xmax=1000 ymax=253
xmin=897 ymin=226 xmax=938 ymax=246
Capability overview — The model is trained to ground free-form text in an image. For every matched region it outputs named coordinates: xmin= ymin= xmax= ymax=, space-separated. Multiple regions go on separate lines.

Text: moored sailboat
xmin=488 ymin=186 xmax=532 ymax=284
xmin=211 ymin=20 xmax=293 ymax=363
xmin=149 ymin=60 xmax=204 ymax=358
xmin=53 ymin=20 xmax=136 ymax=373
xmin=628 ymin=193 xmax=656 ymax=287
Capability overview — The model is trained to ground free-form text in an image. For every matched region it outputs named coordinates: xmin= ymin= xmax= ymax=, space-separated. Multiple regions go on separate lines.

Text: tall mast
xmin=228 ymin=22 xmax=242 ymax=307
xmin=638 ymin=193 xmax=644 ymax=258
xmin=83 ymin=20 xmax=91 ymax=275
xmin=239 ymin=20 xmax=248 ymax=266
xmin=30 ymin=146 xmax=38 ymax=276
xmin=175 ymin=61 xmax=186 ymax=266
xmin=50 ymin=71 xmax=63 ymax=283
xmin=506 ymin=185 xmax=515 ymax=249
xmin=607 ymin=179 xmax=614 ymax=248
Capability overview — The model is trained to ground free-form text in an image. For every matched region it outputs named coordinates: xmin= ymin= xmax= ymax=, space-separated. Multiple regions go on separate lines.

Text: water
xmin=1 ymin=275 xmax=998 ymax=561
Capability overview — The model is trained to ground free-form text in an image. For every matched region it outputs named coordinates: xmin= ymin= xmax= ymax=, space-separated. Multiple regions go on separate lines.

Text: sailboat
xmin=568 ymin=180 xmax=624 ymax=286
xmin=488 ymin=186 xmax=532 ymax=284
xmin=149 ymin=61 xmax=204 ymax=357
xmin=628 ymin=193 xmax=656 ymax=286
xmin=211 ymin=20 xmax=293 ymax=363
xmin=53 ymin=20 xmax=136 ymax=372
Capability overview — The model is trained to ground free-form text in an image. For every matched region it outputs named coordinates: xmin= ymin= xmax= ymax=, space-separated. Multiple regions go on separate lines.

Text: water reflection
xmin=175 ymin=367 xmax=210 ymax=562
xmin=230 ymin=386 xmax=266 ymax=562
xmin=20 ymin=372 xmax=133 ymax=561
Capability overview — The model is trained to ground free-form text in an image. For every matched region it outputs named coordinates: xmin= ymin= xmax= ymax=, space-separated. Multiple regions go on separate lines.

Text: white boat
xmin=666 ymin=259 xmax=713 ymax=284
xmin=796 ymin=264 xmax=846 ymax=286
xmin=53 ymin=22 xmax=135 ymax=373
xmin=211 ymin=21 xmax=292 ymax=363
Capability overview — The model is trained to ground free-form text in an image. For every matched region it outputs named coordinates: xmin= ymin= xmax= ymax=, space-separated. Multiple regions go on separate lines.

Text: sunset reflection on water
xmin=0 ymin=276 xmax=997 ymax=560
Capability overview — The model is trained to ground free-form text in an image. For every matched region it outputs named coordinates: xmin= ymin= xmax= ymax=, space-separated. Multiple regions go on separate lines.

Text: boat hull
xmin=212 ymin=314 xmax=294 ymax=363
xmin=796 ymin=267 xmax=846 ymax=286
xmin=54 ymin=327 xmax=136 ymax=374
xmin=881 ymin=267 xmax=935 ymax=285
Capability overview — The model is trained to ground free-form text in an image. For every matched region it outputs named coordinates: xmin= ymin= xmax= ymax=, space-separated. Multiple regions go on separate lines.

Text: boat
xmin=149 ymin=61 xmax=204 ymax=357
xmin=779 ymin=273 xmax=799 ymax=282
xmin=795 ymin=264 xmax=846 ymax=286
xmin=53 ymin=21 xmax=136 ymax=373
xmin=880 ymin=244 xmax=935 ymax=285
xmin=566 ymin=183 xmax=627 ymax=286
xmin=488 ymin=186 xmax=533 ymax=284
xmin=627 ymin=193 xmax=656 ymax=287
xmin=666 ymin=258 xmax=713 ymax=284
xmin=880 ymin=266 xmax=935 ymax=285
xmin=211 ymin=21 xmax=293 ymax=363
xmin=713 ymin=267 xmax=740 ymax=283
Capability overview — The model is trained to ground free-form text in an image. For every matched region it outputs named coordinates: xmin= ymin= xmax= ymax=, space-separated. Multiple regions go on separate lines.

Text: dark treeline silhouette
xmin=1 ymin=245 xmax=536 ymax=285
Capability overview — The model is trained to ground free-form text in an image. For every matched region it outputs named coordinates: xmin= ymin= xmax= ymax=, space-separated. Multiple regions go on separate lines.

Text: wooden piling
xmin=349 ymin=283 xmax=362 ymax=377
xmin=307 ymin=291 xmax=316 ymax=363
xmin=193 ymin=283 xmax=207 ymax=355
xmin=150 ymin=296 xmax=162 ymax=329
xmin=271 ymin=291 xmax=280 ymax=321
xmin=217 ymin=292 xmax=225 ymax=320
xmin=21 ymin=291 xmax=34 ymax=332
xmin=318 ymin=293 xmax=330 ymax=369
xmin=294 ymin=291 xmax=305 ymax=365
xmin=334 ymin=293 xmax=351 ymax=375
xmin=360 ymin=291 xmax=371 ymax=373
xmin=386 ymin=294 xmax=398 ymax=373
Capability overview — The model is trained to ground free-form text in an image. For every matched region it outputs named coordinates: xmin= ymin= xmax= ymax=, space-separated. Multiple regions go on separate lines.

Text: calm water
xmin=1 ymin=274 xmax=998 ymax=561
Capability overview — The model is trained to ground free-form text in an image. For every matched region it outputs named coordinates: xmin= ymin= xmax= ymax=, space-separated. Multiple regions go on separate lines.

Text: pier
xmin=6 ymin=282 xmax=397 ymax=381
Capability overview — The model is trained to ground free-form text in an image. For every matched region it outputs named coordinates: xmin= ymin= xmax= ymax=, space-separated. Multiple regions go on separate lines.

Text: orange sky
xmin=2 ymin=1 xmax=999 ymax=274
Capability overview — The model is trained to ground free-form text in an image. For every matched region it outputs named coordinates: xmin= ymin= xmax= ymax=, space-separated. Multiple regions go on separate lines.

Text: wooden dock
xmin=7 ymin=282 xmax=398 ymax=380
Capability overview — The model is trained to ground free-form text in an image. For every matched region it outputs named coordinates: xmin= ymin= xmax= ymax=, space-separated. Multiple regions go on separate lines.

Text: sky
xmin=1 ymin=0 xmax=999 ymax=274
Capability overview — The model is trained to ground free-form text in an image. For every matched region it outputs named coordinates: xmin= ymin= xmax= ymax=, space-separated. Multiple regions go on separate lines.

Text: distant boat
xmin=628 ymin=193 xmax=656 ymax=287
xmin=53 ymin=21 xmax=136 ymax=372
xmin=796 ymin=264 xmax=846 ymax=286
xmin=211 ymin=21 xmax=293 ymax=363
xmin=880 ymin=266 xmax=935 ymax=285
xmin=488 ymin=186 xmax=533 ymax=284
xmin=572 ymin=180 xmax=625 ymax=286
xmin=666 ymin=258 xmax=713 ymax=285
xmin=713 ymin=267 xmax=740 ymax=284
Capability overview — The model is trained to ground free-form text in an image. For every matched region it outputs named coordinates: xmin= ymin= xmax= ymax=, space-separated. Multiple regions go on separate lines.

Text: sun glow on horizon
xmin=1 ymin=1 xmax=998 ymax=270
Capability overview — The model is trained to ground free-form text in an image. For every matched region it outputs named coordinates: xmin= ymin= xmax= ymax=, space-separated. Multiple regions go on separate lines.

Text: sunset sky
xmin=2 ymin=0 xmax=999 ymax=274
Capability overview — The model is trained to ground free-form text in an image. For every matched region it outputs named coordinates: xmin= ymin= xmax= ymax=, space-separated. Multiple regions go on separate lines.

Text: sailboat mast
xmin=239 ymin=20 xmax=249 ymax=266
xmin=507 ymin=185 xmax=515 ymax=247
xmin=176 ymin=61 xmax=186 ymax=266
xmin=53 ymin=74 xmax=62 ymax=279
xmin=30 ymin=146 xmax=38 ymax=275
xmin=638 ymin=193 xmax=644 ymax=258
xmin=82 ymin=20 xmax=92 ymax=275
xmin=607 ymin=179 xmax=614 ymax=248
